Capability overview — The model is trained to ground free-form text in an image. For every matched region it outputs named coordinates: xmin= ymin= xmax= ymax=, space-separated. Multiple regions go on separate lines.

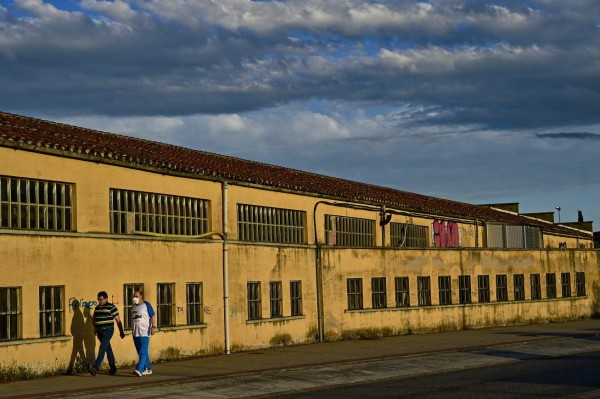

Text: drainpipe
xmin=222 ymin=182 xmax=230 ymax=354
xmin=313 ymin=202 xmax=325 ymax=343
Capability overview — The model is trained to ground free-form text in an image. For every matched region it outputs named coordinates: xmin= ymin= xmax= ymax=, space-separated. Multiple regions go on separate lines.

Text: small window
xmin=546 ymin=273 xmax=556 ymax=299
xmin=496 ymin=275 xmax=508 ymax=302
xmin=459 ymin=275 xmax=471 ymax=304
xmin=417 ymin=276 xmax=431 ymax=306
xmin=371 ymin=277 xmax=387 ymax=309
xmin=39 ymin=286 xmax=64 ymax=337
xmin=477 ymin=275 xmax=490 ymax=303
xmin=530 ymin=274 xmax=541 ymax=300
xmin=514 ymin=274 xmax=525 ymax=301
xmin=269 ymin=281 xmax=283 ymax=318
xmin=0 ymin=287 xmax=20 ymax=341
xmin=438 ymin=276 xmax=452 ymax=305
xmin=157 ymin=283 xmax=175 ymax=327
xmin=290 ymin=281 xmax=303 ymax=316
xmin=561 ymin=273 xmax=571 ymax=298
xmin=186 ymin=283 xmax=203 ymax=325
xmin=238 ymin=204 xmax=306 ymax=244
xmin=247 ymin=282 xmax=261 ymax=320
xmin=326 ymin=215 xmax=375 ymax=247
xmin=394 ymin=277 xmax=410 ymax=307
xmin=123 ymin=283 xmax=143 ymax=330
xmin=575 ymin=272 xmax=586 ymax=297
xmin=390 ymin=223 xmax=428 ymax=248
xmin=347 ymin=278 xmax=363 ymax=310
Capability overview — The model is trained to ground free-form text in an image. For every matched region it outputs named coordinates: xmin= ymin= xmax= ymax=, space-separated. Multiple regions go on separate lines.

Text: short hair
xmin=97 ymin=291 xmax=108 ymax=299
xmin=134 ymin=290 xmax=144 ymax=297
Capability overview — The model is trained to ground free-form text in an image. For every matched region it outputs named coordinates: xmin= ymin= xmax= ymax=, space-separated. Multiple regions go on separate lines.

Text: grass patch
xmin=270 ymin=333 xmax=293 ymax=347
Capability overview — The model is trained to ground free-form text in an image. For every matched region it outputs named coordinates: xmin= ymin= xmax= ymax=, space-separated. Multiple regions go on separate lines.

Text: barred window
xmin=486 ymin=225 xmax=542 ymax=249
xmin=459 ymin=275 xmax=471 ymax=304
xmin=478 ymin=275 xmax=490 ymax=303
xmin=0 ymin=287 xmax=20 ymax=341
xmin=496 ymin=275 xmax=508 ymax=302
xmin=238 ymin=204 xmax=306 ymax=244
xmin=290 ymin=281 xmax=303 ymax=316
xmin=417 ymin=276 xmax=431 ymax=306
xmin=371 ymin=277 xmax=387 ymax=309
xmin=561 ymin=273 xmax=571 ymax=298
xmin=325 ymin=215 xmax=375 ymax=247
xmin=1 ymin=176 xmax=73 ymax=231
xmin=347 ymin=278 xmax=363 ymax=310
xmin=123 ymin=283 xmax=143 ymax=330
xmin=438 ymin=276 xmax=452 ymax=305
xmin=186 ymin=283 xmax=203 ymax=325
xmin=546 ymin=273 xmax=557 ymax=299
xmin=269 ymin=281 xmax=283 ymax=318
xmin=390 ymin=223 xmax=428 ymax=248
xmin=530 ymin=274 xmax=541 ymax=300
xmin=576 ymin=272 xmax=586 ymax=297
xmin=157 ymin=283 xmax=175 ymax=327
xmin=395 ymin=277 xmax=410 ymax=307
xmin=247 ymin=282 xmax=261 ymax=320
xmin=110 ymin=189 xmax=209 ymax=236
xmin=513 ymin=274 xmax=525 ymax=301
xmin=39 ymin=286 xmax=64 ymax=337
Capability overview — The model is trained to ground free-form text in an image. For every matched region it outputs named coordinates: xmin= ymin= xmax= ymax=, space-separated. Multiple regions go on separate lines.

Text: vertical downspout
xmin=475 ymin=219 xmax=479 ymax=248
xmin=313 ymin=202 xmax=324 ymax=342
xmin=222 ymin=182 xmax=230 ymax=354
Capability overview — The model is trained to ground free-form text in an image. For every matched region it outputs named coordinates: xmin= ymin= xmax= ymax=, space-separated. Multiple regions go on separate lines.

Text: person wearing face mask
xmin=130 ymin=290 xmax=157 ymax=376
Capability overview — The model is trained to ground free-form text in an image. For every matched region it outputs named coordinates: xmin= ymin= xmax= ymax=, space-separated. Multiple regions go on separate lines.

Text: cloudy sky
xmin=1 ymin=0 xmax=599 ymax=229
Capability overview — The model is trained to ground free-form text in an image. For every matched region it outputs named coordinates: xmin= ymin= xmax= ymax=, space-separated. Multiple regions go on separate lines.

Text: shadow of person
xmin=83 ymin=306 xmax=96 ymax=367
xmin=66 ymin=300 xmax=85 ymax=375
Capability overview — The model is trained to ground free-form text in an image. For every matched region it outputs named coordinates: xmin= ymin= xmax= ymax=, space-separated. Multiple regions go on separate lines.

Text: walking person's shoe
xmin=142 ymin=368 xmax=152 ymax=375
xmin=133 ymin=369 xmax=142 ymax=377
xmin=106 ymin=368 xmax=117 ymax=375
xmin=88 ymin=365 xmax=97 ymax=376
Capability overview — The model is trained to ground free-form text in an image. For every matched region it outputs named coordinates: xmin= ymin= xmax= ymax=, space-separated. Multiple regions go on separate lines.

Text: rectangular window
xmin=530 ymin=274 xmax=541 ymax=300
xmin=237 ymin=204 xmax=306 ymax=244
xmin=576 ymin=272 xmax=586 ymax=297
xmin=477 ymin=275 xmax=490 ymax=303
xmin=0 ymin=287 xmax=20 ymax=341
xmin=371 ymin=277 xmax=387 ymax=309
xmin=546 ymin=273 xmax=557 ymax=299
xmin=390 ymin=223 xmax=428 ymax=247
xmin=496 ymin=275 xmax=508 ymax=302
xmin=438 ymin=276 xmax=452 ymax=305
xmin=186 ymin=283 xmax=203 ymax=325
xmin=417 ymin=276 xmax=431 ymax=306
xmin=0 ymin=176 xmax=74 ymax=231
xmin=39 ymin=286 xmax=64 ymax=337
xmin=459 ymin=275 xmax=471 ymax=304
xmin=109 ymin=189 xmax=209 ymax=236
xmin=394 ymin=277 xmax=410 ymax=307
xmin=347 ymin=278 xmax=363 ymax=310
xmin=157 ymin=283 xmax=175 ymax=327
xmin=290 ymin=281 xmax=303 ymax=316
xmin=269 ymin=281 xmax=283 ymax=318
xmin=561 ymin=273 xmax=572 ymax=298
xmin=247 ymin=282 xmax=261 ymax=320
xmin=123 ymin=283 xmax=143 ymax=330
xmin=486 ymin=225 xmax=541 ymax=249
xmin=514 ymin=274 xmax=525 ymax=301
xmin=325 ymin=215 xmax=375 ymax=247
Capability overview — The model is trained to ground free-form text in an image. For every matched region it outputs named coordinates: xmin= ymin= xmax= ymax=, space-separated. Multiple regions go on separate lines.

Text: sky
xmin=1 ymin=0 xmax=599 ymax=230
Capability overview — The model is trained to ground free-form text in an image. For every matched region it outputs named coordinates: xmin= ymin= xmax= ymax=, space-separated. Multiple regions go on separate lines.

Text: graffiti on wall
xmin=433 ymin=220 xmax=460 ymax=248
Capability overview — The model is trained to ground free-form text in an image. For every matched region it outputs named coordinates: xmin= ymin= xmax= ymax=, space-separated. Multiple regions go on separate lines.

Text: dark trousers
xmin=93 ymin=328 xmax=115 ymax=370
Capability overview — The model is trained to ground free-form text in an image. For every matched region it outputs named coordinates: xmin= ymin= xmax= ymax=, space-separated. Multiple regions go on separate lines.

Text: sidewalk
xmin=2 ymin=319 xmax=599 ymax=399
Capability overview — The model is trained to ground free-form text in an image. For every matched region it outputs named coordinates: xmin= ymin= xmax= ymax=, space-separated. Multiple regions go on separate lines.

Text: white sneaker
xmin=142 ymin=369 xmax=153 ymax=375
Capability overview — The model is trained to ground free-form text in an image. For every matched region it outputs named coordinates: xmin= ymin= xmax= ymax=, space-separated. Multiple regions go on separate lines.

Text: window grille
xmin=530 ymin=274 xmax=541 ymax=300
xmin=247 ymin=282 xmax=261 ymax=320
xmin=561 ymin=273 xmax=571 ymax=298
xmin=269 ymin=281 xmax=283 ymax=318
xmin=390 ymin=223 xmax=428 ymax=247
xmin=39 ymin=286 xmax=64 ymax=337
xmin=513 ymin=274 xmax=525 ymax=301
xmin=417 ymin=276 xmax=431 ymax=306
xmin=123 ymin=283 xmax=143 ymax=330
xmin=496 ymin=275 xmax=508 ymax=302
xmin=157 ymin=283 xmax=175 ymax=327
xmin=575 ymin=272 xmax=586 ymax=297
xmin=0 ymin=287 xmax=20 ymax=341
xmin=371 ymin=277 xmax=387 ymax=309
xmin=459 ymin=275 xmax=471 ymax=304
xmin=109 ymin=189 xmax=209 ymax=236
xmin=0 ymin=176 xmax=73 ymax=231
xmin=237 ymin=204 xmax=306 ymax=244
xmin=486 ymin=225 xmax=542 ymax=249
xmin=525 ymin=226 xmax=542 ymax=248
xmin=394 ymin=277 xmax=410 ymax=307
xmin=325 ymin=215 xmax=375 ymax=247
xmin=477 ymin=275 xmax=490 ymax=303
xmin=438 ymin=276 xmax=452 ymax=305
xmin=347 ymin=278 xmax=363 ymax=310
xmin=186 ymin=283 xmax=203 ymax=325
xmin=546 ymin=273 xmax=556 ymax=299
xmin=290 ymin=281 xmax=303 ymax=316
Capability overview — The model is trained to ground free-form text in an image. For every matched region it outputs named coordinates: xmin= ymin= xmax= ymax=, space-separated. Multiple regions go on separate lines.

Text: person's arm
xmin=114 ymin=315 xmax=126 ymax=339
xmin=151 ymin=314 xmax=157 ymax=335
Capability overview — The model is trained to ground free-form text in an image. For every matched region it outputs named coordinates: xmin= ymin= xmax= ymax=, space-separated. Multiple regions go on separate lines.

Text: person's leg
xmin=135 ymin=336 xmax=149 ymax=373
xmin=104 ymin=329 xmax=116 ymax=371
xmin=93 ymin=329 xmax=110 ymax=370
xmin=144 ymin=337 xmax=152 ymax=371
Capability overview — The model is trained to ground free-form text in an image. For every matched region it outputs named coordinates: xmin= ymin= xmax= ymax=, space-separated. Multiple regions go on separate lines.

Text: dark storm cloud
xmin=534 ymin=132 xmax=600 ymax=140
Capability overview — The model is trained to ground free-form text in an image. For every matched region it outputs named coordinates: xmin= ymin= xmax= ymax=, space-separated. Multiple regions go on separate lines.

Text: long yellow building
xmin=0 ymin=111 xmax=596 ymax=373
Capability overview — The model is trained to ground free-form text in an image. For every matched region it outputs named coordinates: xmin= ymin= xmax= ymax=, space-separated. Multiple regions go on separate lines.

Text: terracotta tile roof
xmin=0 ymin=111 xmax=588 ymax=237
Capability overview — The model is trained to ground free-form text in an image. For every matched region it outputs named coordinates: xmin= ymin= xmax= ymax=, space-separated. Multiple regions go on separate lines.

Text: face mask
xmin=133 ymin=297 xmax=140 ymax=305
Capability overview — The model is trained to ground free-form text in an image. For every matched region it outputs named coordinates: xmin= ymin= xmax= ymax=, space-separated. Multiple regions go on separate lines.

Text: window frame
xmin=247 ymin=282 xmax=262 ymax=321
xmin=513 ymin=274 xmax=525 ymax=301
xmin=575 ymin=272 xmax=586 ymax=297
xmin=390 ymin=222 xmax=428 ymax=248
xmin=496 ymin=274 xmax=508 ymax=302
xmin=157 ymin=283 xmax=175 ymax=328
xmin=325 ymin=215 xmax=375 ymax=247
xmin=371 ymin=277 xmax=387 ymax=309
xmin=459 ymin=275 xmax=471 ymax=304
xmin=269 ymin=281 xmax=283 ymax=318
xmin=39 ymin=286 xmax=64 ymax=338
xmin=438 ymin=276 xmax=452 ymax=305
xmin=546 ymin=273 xmax=557 ymax=299
xmin=0 ymin=287 xmax=20 ymax=341
xmin=394 ymin=277 xmax=410 ymax=308
xmin=186 ymin=282 xmax=203 ymax=325
xmin=290 ymin=281 xmax=303 ymax=317
xmin=477 ymin=275 xmax=490 ymax=303
xmin=123 ymin=283 xmax=144 ymax=330
xmin=530 ymin=273 xmax=541 ymax=300
xmin=347 ymin=278 xmax=364 ymax=310
xmin=237 ymin=204 xmax=306 ymax=244
xmin=417 ymin=276 xmax=431 ymax=306
xmin=561 ymin=272 xmax=572 ymax=298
